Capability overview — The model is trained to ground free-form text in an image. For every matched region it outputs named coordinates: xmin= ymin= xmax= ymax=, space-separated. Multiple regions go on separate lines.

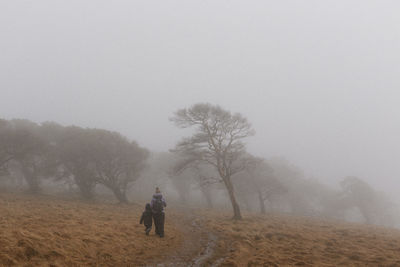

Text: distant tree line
xmin=168 ymin=103 xmax=398 ymax=225
xmin=1 ymin=104 xmax=398 ymax=227
xmin=0 ymin=119 xmax=148 ymax=203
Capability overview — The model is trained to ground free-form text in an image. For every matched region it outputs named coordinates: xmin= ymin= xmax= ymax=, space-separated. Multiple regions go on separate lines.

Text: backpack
xmin=153 ymin=198 xmax=163 ymax=213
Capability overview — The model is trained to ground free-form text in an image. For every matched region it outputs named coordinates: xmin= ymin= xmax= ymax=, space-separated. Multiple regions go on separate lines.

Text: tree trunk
xmin=112 ymin=187 xmax=128 ymax=203
xmin=21 ymin=165 xmax=40 ymax=193
xmin=74 ymin=175 xmax=95 ymax=200
xmin=26 ymin=175 xmax=40 ymax=193
xmin=258 ymin=190 xmax=266 ymax=214
xmin=242 ymin=196 xmax=252 ymax=212
xmin=79 ymin=184 xmax=94 ymax=200
xmin=201 ymin=187 xmax=213 ymax=209
xmin=224 ymin=176 xmax=242 ymax=220
xmin=359 ymin=206 xmax=372 ymax=224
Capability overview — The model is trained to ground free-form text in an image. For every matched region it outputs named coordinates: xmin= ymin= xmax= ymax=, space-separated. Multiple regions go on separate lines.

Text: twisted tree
xmin=171 ymin=103 xmax=255 ymax=219
xmin=58 ymin=126 xmax=98 ymax=199
xmin=89 ymin=129 xmax=149 ymax=203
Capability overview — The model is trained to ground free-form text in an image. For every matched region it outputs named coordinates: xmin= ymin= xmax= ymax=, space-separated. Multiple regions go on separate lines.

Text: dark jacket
xmin=140 ymin=203 xmax=153 ymax=227
xmin=150 ymin=193 xmax=167 ymax=213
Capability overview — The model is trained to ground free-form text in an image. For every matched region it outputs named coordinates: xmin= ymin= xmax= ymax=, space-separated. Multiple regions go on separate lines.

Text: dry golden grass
xmin=0 ymin=193 xmax=182 ymax=266
xmin=3 ymin=193 xmax=400 ymax=267
xmin=203 ymin=211 xmax=400 ymax=267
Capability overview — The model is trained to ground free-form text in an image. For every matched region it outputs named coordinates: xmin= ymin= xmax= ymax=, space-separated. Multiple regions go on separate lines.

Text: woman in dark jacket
xmin=150 ymin=187 xmax=167 ymax=237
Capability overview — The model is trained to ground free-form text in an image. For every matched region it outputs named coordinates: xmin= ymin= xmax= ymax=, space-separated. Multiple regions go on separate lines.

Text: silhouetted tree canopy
xmin=171 ymin=103 xmax=255 ymax=219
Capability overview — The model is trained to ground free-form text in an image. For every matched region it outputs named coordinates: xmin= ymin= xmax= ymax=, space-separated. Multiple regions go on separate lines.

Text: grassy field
xmin=204 ymin=211 xmax=400 ymax=266
xmin=0 ymin=193 xmax=182 ymax=266
xmin=2 ymin=193 xmax=400 ymax=266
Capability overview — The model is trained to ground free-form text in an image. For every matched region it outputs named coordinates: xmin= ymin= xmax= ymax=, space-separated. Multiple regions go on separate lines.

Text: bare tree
xmin=172 ymin=159 xmax=219 ymax=208
xmin=0 ymin=120 xmax=39 ymax=172
xmin=58 ymin=126 xmax=98 ymax=199
xmin=169 ymin=171 xmax=193 ymax=204
xmin=0 ymin=120 xmax=13 ymax=172
xmin=241 ymin=158 xmax=287 ymax=214
xmin=338 ymin=176 xmax=394 ymax=224
xmin=171 ymin=103 xmax=255 ymax=219
xmin=6 ymin=120 xmax=52 ymax=193
xmin=191 ymin=164 xmax=219 ymax=209
xmin=89 ymin=129 xmax=149 ymax=203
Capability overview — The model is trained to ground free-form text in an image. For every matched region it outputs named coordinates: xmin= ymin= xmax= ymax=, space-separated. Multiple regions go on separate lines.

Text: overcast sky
xmin=1 ymin=1 xmax=399 ymax=198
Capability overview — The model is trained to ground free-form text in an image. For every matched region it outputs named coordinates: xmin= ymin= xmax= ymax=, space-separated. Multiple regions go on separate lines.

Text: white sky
xmin=1 ymin=1 xmax=399 ymax=199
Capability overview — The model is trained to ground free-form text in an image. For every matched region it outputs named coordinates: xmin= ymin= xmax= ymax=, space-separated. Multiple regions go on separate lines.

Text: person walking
xmin=150 ymin=187 xmax=167 ymax=238
xmin=140 ymin=203 xmax=153 ymax=235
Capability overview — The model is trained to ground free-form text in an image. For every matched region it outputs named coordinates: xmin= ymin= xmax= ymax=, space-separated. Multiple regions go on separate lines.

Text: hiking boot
xmin=145 ymin=228 xmax=151 ymax=235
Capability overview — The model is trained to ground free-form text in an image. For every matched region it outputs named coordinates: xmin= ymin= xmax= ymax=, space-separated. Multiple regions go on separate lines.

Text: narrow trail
xmin=147 ymin=210 xmax=227 ymax=267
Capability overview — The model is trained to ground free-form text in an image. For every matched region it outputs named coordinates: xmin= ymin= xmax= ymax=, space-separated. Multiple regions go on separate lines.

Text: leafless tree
xmin=338 ymin=176 xmax=396 ymax=225
xmin=171 ymin=103 xmax=255 ymax=219
xmin=0 ymin=120 xmax=13 ymax=172
xmin=241 ymin=158 xmax=287 ymax=214
xmin=172 ymin=159 xmax=219 ymax=208
xmin=5 ymin=120 xmax=54 ymax=193
xmin=58 ymin=126 xmax=98 ymax=199
xmin=191 ymin=164 xmax=219 ymax=209
xmin=89 ymin=129 xmax=149 ymax=203
xmin=0 ymin=120 xmax=39 ymax=172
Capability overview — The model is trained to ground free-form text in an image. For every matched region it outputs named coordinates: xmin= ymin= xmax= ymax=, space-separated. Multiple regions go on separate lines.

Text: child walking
xmin=140 ymin=203 xmax=153 ymax=235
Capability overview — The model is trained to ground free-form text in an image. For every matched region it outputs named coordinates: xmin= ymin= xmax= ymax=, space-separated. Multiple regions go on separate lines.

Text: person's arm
xmin=140 ymin=213 xmax=144 ymax=224
xmin=162 ymin=197 xmax=167 ymax=207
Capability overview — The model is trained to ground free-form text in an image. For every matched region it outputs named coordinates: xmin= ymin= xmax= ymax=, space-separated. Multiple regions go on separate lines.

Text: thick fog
xmin=1 ymin=1 xmax=399 ymax=201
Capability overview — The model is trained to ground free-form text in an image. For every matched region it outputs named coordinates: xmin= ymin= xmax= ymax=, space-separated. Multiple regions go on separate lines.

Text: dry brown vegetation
xmin=2 ymin=193 xmax=400 ymax=267
xmin=0 ymin=193 xmax=182 ymax=266
xmin=203 ymin=211 xmax=400 ymax=266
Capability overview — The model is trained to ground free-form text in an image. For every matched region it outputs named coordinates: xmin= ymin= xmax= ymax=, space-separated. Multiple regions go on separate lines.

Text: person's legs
xmin=159 ymin=212 xmax=165 ymax=237
xmin=153 ymin=213 xmax=160 ymax=235
xmin=145 ymin=225 xmax=151 ymax=235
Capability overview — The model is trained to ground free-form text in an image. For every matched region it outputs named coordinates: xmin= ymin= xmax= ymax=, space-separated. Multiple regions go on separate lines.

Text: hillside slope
xmin=202 ymin=211 xmax=400 ymax=266
xmin=1 ymin=193 xmax=400 ymax=266
xmin=0 ymin=193 xmax=183 ymax=266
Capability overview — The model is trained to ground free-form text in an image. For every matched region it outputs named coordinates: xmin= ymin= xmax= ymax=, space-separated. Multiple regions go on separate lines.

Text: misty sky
xmin=1 ymin=1 xmax=399 ymax=199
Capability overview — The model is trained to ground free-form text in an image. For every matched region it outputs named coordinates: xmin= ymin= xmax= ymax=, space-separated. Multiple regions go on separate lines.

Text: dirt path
xmin=147 ymin=210 xmax=227 ymax=267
